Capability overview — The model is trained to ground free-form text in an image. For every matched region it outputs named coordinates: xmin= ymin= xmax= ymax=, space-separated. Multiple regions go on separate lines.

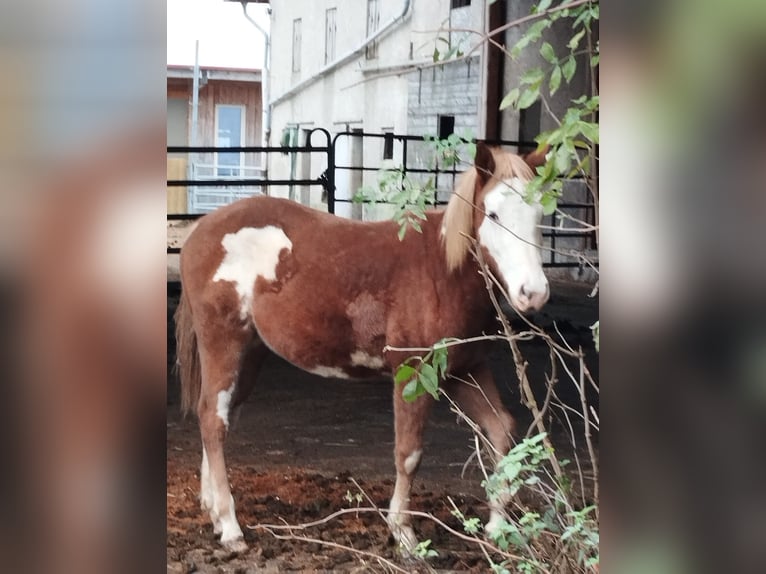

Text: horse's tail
xmin=175 ymin=288 xmax=201 ymax=417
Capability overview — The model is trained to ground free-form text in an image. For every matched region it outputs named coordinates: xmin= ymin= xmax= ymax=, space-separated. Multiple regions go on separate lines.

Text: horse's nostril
xmin=520 ymin=284 xmax=528 ymax=297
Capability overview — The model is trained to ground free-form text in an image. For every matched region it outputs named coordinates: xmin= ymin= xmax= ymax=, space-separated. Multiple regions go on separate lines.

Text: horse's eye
xmin=488 ymin=212 xmax=499 ymax=222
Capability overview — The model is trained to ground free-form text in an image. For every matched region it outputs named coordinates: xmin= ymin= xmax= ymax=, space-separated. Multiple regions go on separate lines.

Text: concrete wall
xmin=406 ymin=56 xmax=481 ymax=136
xmin=267 ymin=0 xmax=488 ymax=206
xmin=500 ymin=0 xmax=591 ymax=142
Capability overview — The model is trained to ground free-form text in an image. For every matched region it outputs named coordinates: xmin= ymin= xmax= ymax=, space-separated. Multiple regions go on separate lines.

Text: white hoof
xmin=220 ymin=536 xmax=248 ymax=553
xmin=388 ymin=520 xmax=419 ymax=554
xmin=485 ymin=512 xmax=506 ymax=539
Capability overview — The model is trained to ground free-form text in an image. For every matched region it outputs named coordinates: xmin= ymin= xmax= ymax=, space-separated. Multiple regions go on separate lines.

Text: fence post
xmin=325 ymin=131 xmax=336 ymax=214
xmin=298 ymin=129 xmax=312 ymax=206
xmin=349 ymin=129 xmax=363 ymax=220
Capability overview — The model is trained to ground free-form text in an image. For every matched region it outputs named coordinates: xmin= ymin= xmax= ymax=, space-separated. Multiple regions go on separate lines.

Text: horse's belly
xmin=251 ymin=292 xmax=390 ymax=381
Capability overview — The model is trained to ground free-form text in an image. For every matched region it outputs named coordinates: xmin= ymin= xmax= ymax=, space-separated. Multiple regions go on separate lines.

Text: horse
xmin=174 ymin=142 xmax=550 ymax=552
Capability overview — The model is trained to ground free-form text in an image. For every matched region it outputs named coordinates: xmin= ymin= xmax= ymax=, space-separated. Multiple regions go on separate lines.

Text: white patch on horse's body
xmin=212 ymin=226 xmax=293 ymax=320
xmin=310 ymin=366 xmax=350 ymax=379
xmin=350 ymin=350 xmax=385 ymax=370
xmin=478 ymin=181 xmax=549 ymax=312
xmin=403 ymin=449 xmax=422 ymax=475
xmin=216 ymin=386 xmax=235 ymax=430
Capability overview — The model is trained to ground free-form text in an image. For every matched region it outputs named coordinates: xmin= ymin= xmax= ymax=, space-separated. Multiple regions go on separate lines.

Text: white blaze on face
xmin=212 ymin=226 xmax=293 ymax=320
xmin=477 ymin=179 xmax=549 ymax=313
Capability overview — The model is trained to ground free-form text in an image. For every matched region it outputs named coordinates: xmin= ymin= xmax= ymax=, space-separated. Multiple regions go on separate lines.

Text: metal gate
xmin=167 ymin=128 xmax=597 ymax=283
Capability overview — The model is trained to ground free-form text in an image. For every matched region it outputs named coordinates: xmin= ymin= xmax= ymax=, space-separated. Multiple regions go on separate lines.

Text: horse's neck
xmin=422 ymin=212 xmax=496 ymax=323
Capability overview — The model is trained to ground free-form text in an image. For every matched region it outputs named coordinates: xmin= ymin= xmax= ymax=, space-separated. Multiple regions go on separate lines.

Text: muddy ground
xmin=166 ymin=281 xmax=598 ymax=573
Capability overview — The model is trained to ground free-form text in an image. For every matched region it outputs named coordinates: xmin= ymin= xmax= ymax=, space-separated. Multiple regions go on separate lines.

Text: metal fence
xmin=167 ymin=128 xmax=597 ymax=271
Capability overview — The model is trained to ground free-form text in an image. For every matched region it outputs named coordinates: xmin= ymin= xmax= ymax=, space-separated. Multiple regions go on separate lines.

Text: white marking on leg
xmin=388 ymin=476 xmax=418 ymax=552
xmin=200 ymin=447 xmax=222 ymax=533
xmin=485 ymin=490 xmax=511 ymax=537
xmin=217 ymin=493 xmax=245 ymax=546
xmin=403 ymin=449 xmax=422 ymax=475
xmin=200 ymin=447 xmax=213 ymax=510
xmin=310 ymin=366 xmax=350 ymax=379
xmin=486 ymin=509 xmax=505 ymax=537
xmin=350 ymin=350 xmax=386 ymax=370
xmin=212 ymin=226 xmax=293 ymax=320
xmin=216 ymin=386 xmax=235 ymax=430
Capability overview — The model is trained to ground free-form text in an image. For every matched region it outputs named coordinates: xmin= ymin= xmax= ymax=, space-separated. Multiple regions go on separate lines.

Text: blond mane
xmin=441 ymin=149 xmax=535 ymax=272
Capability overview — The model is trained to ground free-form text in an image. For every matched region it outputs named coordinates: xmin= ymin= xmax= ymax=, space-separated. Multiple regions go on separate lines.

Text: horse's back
xmin=179 ymin=196 xmax=404 ymax=377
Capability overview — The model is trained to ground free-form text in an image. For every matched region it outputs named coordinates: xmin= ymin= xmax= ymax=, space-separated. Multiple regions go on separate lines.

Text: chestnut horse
xmin=175 ymin=143 xmax=550 ymax=552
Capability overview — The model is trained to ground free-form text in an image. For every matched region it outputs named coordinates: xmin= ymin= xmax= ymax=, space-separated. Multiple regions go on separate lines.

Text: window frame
xmin=292 ymin=18 xmax=302 ymax=73
xmin=325 ymin=8 xmax=337 ymax=65
xmin=214 ymin=104 xmax=246 ymax=177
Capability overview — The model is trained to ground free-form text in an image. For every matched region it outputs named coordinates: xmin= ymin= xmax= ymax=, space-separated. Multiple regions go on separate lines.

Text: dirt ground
xmin=166 ymin=280 xmax=598 ymax=573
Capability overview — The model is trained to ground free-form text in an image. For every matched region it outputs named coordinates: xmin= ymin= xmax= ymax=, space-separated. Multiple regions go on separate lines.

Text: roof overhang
xmin=167 ymin=65 xmax=262 ymax=83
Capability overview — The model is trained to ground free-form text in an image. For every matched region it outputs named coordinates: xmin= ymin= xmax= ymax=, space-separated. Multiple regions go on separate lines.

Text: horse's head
xmin=442 ymin=143 xmax=550 ymax=313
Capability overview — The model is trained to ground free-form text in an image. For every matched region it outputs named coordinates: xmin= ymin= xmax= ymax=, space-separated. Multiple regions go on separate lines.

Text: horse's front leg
xmin=388 ymin=381 xmax=434 ymax=553
xmin=443 ymin=364 xmax=516 ymax=536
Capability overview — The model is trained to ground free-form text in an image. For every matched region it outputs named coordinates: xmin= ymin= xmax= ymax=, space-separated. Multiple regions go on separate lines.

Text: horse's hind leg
xmin=196 ymin=326 xmax=254 ymax=551
xmin=388 ymin=385 xmax=434 ymax=552
xmin=443 ymin=364 xmax=516 ymax=535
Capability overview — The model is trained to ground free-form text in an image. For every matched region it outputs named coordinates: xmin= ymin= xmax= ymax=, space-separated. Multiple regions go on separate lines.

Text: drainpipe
xmin=191 ymin=40 xmax=200 ymax=148
xmin=240 ymin=1 xmax=271 ymax=149
xmin=271 ymin=0 xmax=413 ymax=107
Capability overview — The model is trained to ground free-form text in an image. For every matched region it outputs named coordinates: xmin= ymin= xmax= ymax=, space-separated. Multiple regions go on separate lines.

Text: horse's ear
xmin=474 ymin=142 xmax=495 ymax=186
xmin=521 ymin=145 xmax=549 ymax=171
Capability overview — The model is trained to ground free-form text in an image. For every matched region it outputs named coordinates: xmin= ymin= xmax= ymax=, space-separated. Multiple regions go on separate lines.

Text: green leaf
xmin=520 ymin=67 xmax=545 ymax=86
xmin=499 ymin=88 xmax=519 ymax=111
xmin=432 ymin=46 xmax=440 ymax=62
xmin=525 ymin=19 xmax=551 ymax=42
xmin=590 ymin=54 xmax=599 ymax=68
xmin=419 ymin=363 xmax=439 ymax=398
xmin=510 ymin=36 xmax=531 ymax=59
xmin=568 ymin=28 xmax=586 ymax=51
xmin=517 ymin=86 xmax=540 ymax=110
xmin=397 ymin=225 xmax=407 ymax=241
xmin=395 ymin=364 xmax=417 ymax=385
xmin=402 ymin=379 xmax=420 ymax=402
xmin=554 ymin=144 xmax=571 ymax=174
xmin=540 ymin=194 xmax=558 ymax=215
xmin=579 ymin=121 xmax=599 ymax=144
xmin=562 ymin=56 xmax=576 ymax=83
xmin=539 ymin=41 xmax=556 ymax=64
xmin=535 ymin=0 xmax=553 ymax=13
xmin=432 ymin=344 xmax=448 ymax=377
xmin=549 ymin=65 xmax=561 ymax=95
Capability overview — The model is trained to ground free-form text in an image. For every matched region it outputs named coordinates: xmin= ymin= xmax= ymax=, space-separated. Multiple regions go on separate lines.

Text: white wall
xmin=267 ymin=0 xmax=488 ymax=205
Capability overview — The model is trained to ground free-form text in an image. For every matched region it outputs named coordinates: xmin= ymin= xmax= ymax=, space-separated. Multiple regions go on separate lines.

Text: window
xmin=451 ymin=0 xmax=471 ymax=8
xmin=366 ymin=0 xmax=380 ymax=60
xmin=438 ymin=115 xmax=455 ymax=139
xmin=383 ymin=131 xmax=394 ymax=160
xmin=519 ymin=102 xmax=542 ymax=154
xmin=167 ymin=98 xmax=188 ymax=150
xmin=216 ymin=105 xmax=245 ymax=177
xmin=325 ymin=8 xmax=337 ymax=64
xmin=292 ymin=18 xmax=302 ymax=73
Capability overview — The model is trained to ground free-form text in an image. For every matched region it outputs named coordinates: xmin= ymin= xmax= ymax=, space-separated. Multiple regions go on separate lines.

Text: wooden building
xmin=167 ymin=65 xmax=263 ymax=213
